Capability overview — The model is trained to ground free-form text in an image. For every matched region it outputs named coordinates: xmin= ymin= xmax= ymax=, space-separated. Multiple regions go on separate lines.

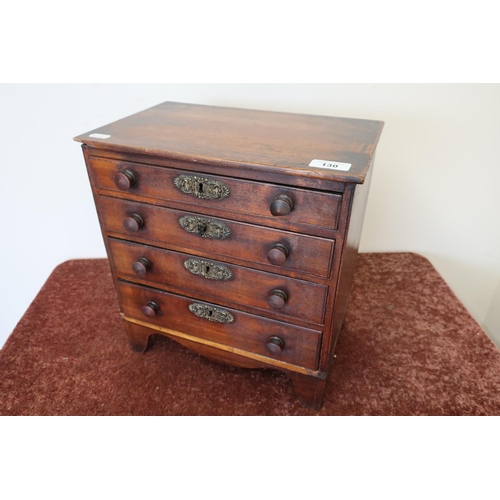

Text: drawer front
xmin=109 ymin=239 xmax=327 ymax=324
xmin=89 ymin=157 xmax=342 ymax=230
xmin=118 ymin=281 xmax=321 ymax=370
xmin=99 ymin=197 xmax=334 ymax=278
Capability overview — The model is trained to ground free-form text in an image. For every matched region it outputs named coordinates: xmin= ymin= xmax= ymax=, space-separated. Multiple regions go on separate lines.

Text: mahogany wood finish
xmin=268 ymin=290 xmax=288 ymax=310
xmin=89 ymin=157 xmax=342 ymax=233
xmin=117 ymin=281 xmax=321 ymax=370
xmin=114 ymin=170 xmax=136 ymax=191
xmin=76 ymin=101 xmax=382 ymax=183
xmin=132 ymin=257 xmax=151 ymax=276
xmin=267 ymin=336 xmax=286 ymax=355
xmin=141 ymin=301 xmax=159 ymax=318
xmin=270 ymin=195 xmax=295 ymax=217
xmin=75 ymin=101 xmax=383 ymax=408
xmin=124 ymin=321 xmax=150 ymax=353
xmin=267 ymin=243 xmax=289 ymax=266
xmin=123 ymin=214 xmax=144 ymax=232
xmin=99 ymin=196 xmax=334 ymax=279
xmin=109 ymin=238 xmax=326 ymax=324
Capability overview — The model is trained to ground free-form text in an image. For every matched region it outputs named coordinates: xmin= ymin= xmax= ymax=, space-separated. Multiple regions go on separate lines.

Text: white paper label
xmin=89 ymin=133 xmax=111 ymax=139
xmin=309 ymin=159 xmax=352 ymax=171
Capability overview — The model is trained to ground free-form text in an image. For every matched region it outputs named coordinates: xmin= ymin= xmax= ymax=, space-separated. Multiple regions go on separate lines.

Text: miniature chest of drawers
xmin=74 ymin=102 xmax=383 ymax=409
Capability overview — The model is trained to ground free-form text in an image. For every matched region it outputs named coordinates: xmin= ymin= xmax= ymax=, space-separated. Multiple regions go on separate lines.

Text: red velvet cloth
xmin=1 ymin=253 xmax=499 ymax=415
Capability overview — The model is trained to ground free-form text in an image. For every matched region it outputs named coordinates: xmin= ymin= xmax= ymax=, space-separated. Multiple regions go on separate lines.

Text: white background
xmin=1 ymin=83 xmax=499 ymax=348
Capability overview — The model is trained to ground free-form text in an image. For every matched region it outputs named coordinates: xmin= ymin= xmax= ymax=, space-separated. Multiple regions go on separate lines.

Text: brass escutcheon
xmin=174 ymin=174 xmax=230 ymax=200
xmin=188 ymin=303 xmax=235 ymax=323
xmin=184 ymin=258 xmax=233 ymax=281
xmin=178 ymin=215 xmax=231 ymax=240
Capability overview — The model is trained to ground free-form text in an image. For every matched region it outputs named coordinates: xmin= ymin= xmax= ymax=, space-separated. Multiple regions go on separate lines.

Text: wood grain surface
xmin=74 ymin=101 xmax=384 ymax=184
xmin=110 ymin=238 xmax=327 ymax=324
xmin=117 ymin=281 xmax=322 ymax=370
xmin=88 ymin=155 xmax=343 ymax=232
xmin=98 ymin=196 xmax=335 ymax=279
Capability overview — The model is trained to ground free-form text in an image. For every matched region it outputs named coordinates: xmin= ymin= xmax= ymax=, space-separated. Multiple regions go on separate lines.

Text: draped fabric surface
xmin=1 ymin=253 xmax=499 ymax=416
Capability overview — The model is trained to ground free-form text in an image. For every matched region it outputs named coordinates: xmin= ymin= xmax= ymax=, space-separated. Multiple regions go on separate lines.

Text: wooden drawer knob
xmin=132 ymin=257 xmax=151 ymax=276
xmin=267 ymin=243 xmax=289 ymax=266
xmin=270 ymin=194 xmax=294 ymax=216
xmin=267 ymin=336 xmax=285 ymax=355
xmin=123 ymin=214 xmax=144 ymax=232
xmin=114 ymin=170 xmax=137 ymax=191
xmin=268 ymin=290 xmax=288 ymax=310
xmin=141 ymin=301 xmax=159 ymax=318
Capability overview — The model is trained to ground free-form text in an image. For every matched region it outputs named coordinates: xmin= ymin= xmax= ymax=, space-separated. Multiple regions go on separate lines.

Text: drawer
xmin=117 ymin=281 xmax=322 ymax=370
xmin=99 ymin=196 xmax=334 ymax=279
xmin=89 ymin=157 xmax=342 ymax=231
xmin=109 ymin=238 xmax=327 ymax=324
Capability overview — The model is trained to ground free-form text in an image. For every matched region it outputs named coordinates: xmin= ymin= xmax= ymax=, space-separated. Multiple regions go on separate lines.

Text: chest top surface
xmin=74 ymin=101 xmax=383 ymax=184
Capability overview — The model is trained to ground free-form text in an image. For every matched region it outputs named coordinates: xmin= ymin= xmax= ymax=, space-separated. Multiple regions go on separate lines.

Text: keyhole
xmin=198 ymin=182 xmax=204 ymax=193
xmin=208 ymin=310 xmax=213 ymax=317
xmin=197 ymin=223 xmax=207 ymax=235
xmin=205 ymin=266 xmax=211 ymax=274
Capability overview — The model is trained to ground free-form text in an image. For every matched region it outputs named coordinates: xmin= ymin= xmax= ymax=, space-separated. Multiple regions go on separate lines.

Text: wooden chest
xmin=74 ymin=102 xmax=383 ymax=409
